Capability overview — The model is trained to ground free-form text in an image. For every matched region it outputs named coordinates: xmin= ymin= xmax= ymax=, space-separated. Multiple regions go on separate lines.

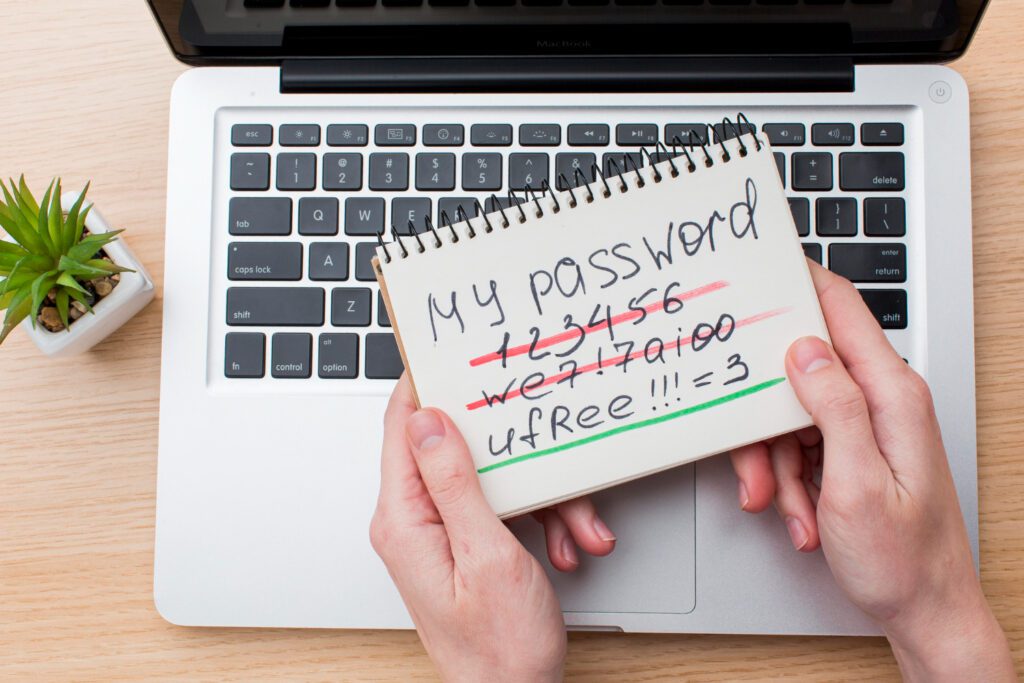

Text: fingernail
xmin=406 ymin=410 xmax=445 ymax=451
xmin=791 ymin=336 xmax=833 ymax=374
xmin=738 ymin=481 xmax=750 ymax=511
xmin=785 ymin=516 xmax=809 ymax=551
xmin=592 ymin=516 xmax=616 ymax=542
xmin=562 ymin=537 xmax=579 ymax=567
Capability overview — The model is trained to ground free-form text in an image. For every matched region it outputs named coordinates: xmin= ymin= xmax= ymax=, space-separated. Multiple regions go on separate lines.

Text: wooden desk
xmin=1 ymin=2 xmax=1021 ymax=679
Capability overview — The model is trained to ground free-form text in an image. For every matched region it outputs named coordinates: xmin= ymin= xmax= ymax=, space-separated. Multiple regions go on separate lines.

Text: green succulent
xmin=0 ymin=177 xmax=132 ymax=344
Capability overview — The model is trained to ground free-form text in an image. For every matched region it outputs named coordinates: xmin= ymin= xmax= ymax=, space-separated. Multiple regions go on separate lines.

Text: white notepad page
xmin=376 ymin=134 xmax=828 ymax=518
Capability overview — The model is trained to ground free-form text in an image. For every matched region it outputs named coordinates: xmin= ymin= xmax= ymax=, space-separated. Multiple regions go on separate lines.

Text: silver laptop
xmin=150 ymin=0 xmax=987 ymax=633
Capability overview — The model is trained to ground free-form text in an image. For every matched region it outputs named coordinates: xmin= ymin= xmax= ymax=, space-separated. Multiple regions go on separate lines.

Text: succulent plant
xmin=0 ymin=177 xmax=131 ymax=344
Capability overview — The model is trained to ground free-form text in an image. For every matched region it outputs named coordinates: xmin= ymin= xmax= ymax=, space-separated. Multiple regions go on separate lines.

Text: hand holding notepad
xmin=375 ymin=126 xmax=828 ymax=518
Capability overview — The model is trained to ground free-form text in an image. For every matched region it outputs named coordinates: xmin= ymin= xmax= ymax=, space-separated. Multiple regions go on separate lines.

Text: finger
xmin=378 ymin=374 xmax=434 ymax=520
xmin=785 ymin=335 xmax=889 ymax=487
xmin=807 ymin=263 xmax=933 ymax=448
xmin=730 ymin=442 xmax=776 ymax=513
xmin=553 ymin=497 xmax=615 ymax=557
xmin=405 ymin=407 xmax=513 ymax=553
xmin=540 ymin=510 xmax=580 ymax=573
xmin=770 ymin=434 xmax=820 ymax=552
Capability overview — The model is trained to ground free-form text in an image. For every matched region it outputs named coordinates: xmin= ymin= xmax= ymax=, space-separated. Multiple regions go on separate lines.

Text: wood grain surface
xmin=1 ymin=2 xmax=1021 ymax=680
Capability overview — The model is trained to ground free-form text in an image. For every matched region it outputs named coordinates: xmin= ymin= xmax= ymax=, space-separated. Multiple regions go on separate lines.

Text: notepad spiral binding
xmin=376 ymin=113 xmax=764 ymax=263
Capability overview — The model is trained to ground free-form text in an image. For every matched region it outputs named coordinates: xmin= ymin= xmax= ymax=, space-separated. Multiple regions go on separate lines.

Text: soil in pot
xmin=36 ymin=248 xmax=122 ymax=333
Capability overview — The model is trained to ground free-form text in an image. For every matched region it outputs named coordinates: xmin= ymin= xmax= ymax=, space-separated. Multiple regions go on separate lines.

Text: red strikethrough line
xmin=465 ymin=307 xmax=791 ymax=411
xmin=468 ymin=280 xmax=729 ymax=368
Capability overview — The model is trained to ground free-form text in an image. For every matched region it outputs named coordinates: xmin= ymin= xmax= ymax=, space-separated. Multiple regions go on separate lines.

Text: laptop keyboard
xmin=220 ymin=111 xmax=908 ymax=384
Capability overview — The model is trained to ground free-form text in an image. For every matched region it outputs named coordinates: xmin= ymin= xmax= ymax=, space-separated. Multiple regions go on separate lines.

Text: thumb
xmin=785 ymin=336 xmax=887 ymax=487
xmin=405 ymin=408 xmax=511 ymax=550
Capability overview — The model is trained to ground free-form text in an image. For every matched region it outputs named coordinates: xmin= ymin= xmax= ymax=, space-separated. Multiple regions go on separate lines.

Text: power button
xmin=929 ymin=81 xmax=952 ymax=104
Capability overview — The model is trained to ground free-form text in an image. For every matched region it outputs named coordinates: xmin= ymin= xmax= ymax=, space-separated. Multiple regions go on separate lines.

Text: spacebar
xmin=226 ymin=287 xmax=325 ymax=326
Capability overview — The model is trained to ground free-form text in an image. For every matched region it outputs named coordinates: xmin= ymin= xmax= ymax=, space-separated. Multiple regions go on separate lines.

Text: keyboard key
xmin=520 ymin=124 xmax=561 ymax=146
xmin=828 ymin=244 xmax=906 ymax=282
xmin=812 ymin=123 xmax=855 ymax=146
xmin=228 ymin=242 xmax=302 ymax=281
xmin=226 ymin=287 xmax=325 ymax=326
xmin=462 ymin=153 xmax=502 ymax=191
xmin=298 ymin=197 xmax=339 ymax=235
xmin=508 ymin=154 xmax=549 ymax=190
xmin=864 ymin=198 xmax=906 ymax=237
xmin=555 ymin=153 xmax=597 ymax=188
xmin=224 ymin=332 xmax=265 ymax=378
xmin=365 ymin=333 xmax=404 ymax=379
xmin=345 ymin=197 xmax=385 ymax=236
xmin=392 ymin=198 xmax=432 ymax=234
xmin=712 ymin=122 xmax=757 ymax=143
xmin=271 ymin=333 xmax=312 ymax=378
xmin=567 ymin=124 xmax=610 ymax=146
xmin=229 ymin=197 xmax=291 ymax=235
xmin=861 ymin=123 xmax=904 ymax=146
xmin=308 ymin=242 xmax=349 ymax=281
xmin=616 ymin=124 xmax=658 ymax=146
xmin=665 ymin=124 xmax=708 ymax=146
xmin=231 ymin=124 xmax=272 ymax=147
xmin=327 ymin=124 xmax=368 ymax=146
xmin=788 ymin=198 xmax=810 ymax=237
xmin=331 ymin=287 xmax=372 ymax=326
xmin=802 ymin=243 xmax=822 ymax=265
xmin=375 ymin=124 xmax=416 ymax=146
xmin=762 ymin=123 xmax=805 ymax=146
xmin=354 ymin=242 xmax=379 ymax=281
xmin=774 ymin=152 xmax=786 ymax=188
xmin=323 ymin=153 xmax=363 ymax=191
xmin=484 ymin=195 xmax=525 ymax=216
xmin=276 ymin=153 xmax=316 ymax=191
xmin=318 ymin=333 xmax=359 ymax=378
xmin=230 ymin=153 xmax=270 ymax=190
xmin=471 ymin=123 xmax=512 ymax=146
xmin=377 ymin=291 xmax=392 ymax=327
xmin=438 ymin=197 xmax=478 ymax=225
xmin=416 ymin=153 xmax=456 ymax=191
xmin=792 ymin=153 xmax=833 ymax=191
xmin=816 ymin=198 xmax=857 ymax=237
xmin=279 ymin=124 xmax=321 ymax=147
xmin=423 ymin=124 xmax=465 ymax=146
xmin=368 ymin=153 xmax=409 ymax=191
xmin=859 ymin=289 xmax=908 ymax=329
xmin=840 ymin=152 xmax=905 ymax=191
xmin=603 ymin=152 xmax=643 ymax=178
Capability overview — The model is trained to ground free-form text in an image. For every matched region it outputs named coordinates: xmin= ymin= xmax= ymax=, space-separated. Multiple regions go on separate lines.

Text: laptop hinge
xmin=280 ymin=57 xmax=854 ymax=94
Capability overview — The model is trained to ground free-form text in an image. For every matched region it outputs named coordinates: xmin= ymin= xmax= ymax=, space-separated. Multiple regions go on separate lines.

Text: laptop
xmin=150 ymin=0 xmax=987 ymax=633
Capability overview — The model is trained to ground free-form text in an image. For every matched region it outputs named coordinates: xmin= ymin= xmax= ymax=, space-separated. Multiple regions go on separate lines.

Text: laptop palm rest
xmin=509 ymin=464 xmax=696 ymax=615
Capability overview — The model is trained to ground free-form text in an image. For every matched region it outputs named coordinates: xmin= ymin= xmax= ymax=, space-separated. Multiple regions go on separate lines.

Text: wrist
xmin=884 ymin=584 xmax=1014 ymax=682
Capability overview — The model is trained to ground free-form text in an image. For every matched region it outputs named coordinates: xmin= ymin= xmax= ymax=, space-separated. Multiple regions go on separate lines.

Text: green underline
xmin=477 ymin=377 xmax=787 ymax=474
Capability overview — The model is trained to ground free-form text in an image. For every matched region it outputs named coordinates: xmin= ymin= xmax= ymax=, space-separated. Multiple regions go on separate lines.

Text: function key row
xmin=233 ymin=121 xmax=904 ymax=149
xmin=225 ymin=331 xmax=403 ymax=380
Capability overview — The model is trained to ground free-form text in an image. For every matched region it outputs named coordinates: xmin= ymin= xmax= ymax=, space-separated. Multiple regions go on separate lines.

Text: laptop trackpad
xmin=509 ymin=464 xmax=696 ymax=614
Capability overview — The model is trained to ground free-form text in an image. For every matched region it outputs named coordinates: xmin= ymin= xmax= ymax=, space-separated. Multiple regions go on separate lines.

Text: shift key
xmin=227 ymin=287 xmax=324 ymax=326
xmin=829 ymin=244 xmax=906 ymax=282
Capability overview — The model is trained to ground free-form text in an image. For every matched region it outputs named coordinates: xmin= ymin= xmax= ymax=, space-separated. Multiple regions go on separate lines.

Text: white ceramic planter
xmin=19 ymin=191 xmax=155 ymax=357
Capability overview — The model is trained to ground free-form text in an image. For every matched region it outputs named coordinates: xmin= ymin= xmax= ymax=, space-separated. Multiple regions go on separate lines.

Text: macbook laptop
xmin=150 ymin=0 xmax=987 ymax=633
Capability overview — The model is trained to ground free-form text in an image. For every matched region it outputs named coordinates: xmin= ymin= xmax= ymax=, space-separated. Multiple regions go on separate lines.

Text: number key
xmin=462 ymin=153 xmax=502 ymax=190
xmin=322 ymin=153 xmax=362 ymax=191
xmin=415 ymin=153 xmax=456 ymax=191
xmin=369 ymin=153 xmax=409 ymax=191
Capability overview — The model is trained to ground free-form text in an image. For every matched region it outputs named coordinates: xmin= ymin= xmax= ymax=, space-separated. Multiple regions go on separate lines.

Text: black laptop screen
xmin=148 ymin=0 xmax=988 ymax=64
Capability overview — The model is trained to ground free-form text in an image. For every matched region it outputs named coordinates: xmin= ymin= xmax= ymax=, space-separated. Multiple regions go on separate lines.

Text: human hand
xmin=731 ymin=261 xmax=1014 ymax=681
xmin=370 ymin=375 xmax=570 ymax=683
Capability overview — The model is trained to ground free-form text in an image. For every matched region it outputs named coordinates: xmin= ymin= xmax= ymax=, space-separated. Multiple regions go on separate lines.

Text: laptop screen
xmin=149 ymin=0 xmax=988 ymax=64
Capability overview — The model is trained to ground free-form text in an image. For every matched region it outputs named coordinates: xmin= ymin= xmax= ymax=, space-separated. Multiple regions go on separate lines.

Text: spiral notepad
xmin=374 ymin=122 xmax=828 ymax=518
